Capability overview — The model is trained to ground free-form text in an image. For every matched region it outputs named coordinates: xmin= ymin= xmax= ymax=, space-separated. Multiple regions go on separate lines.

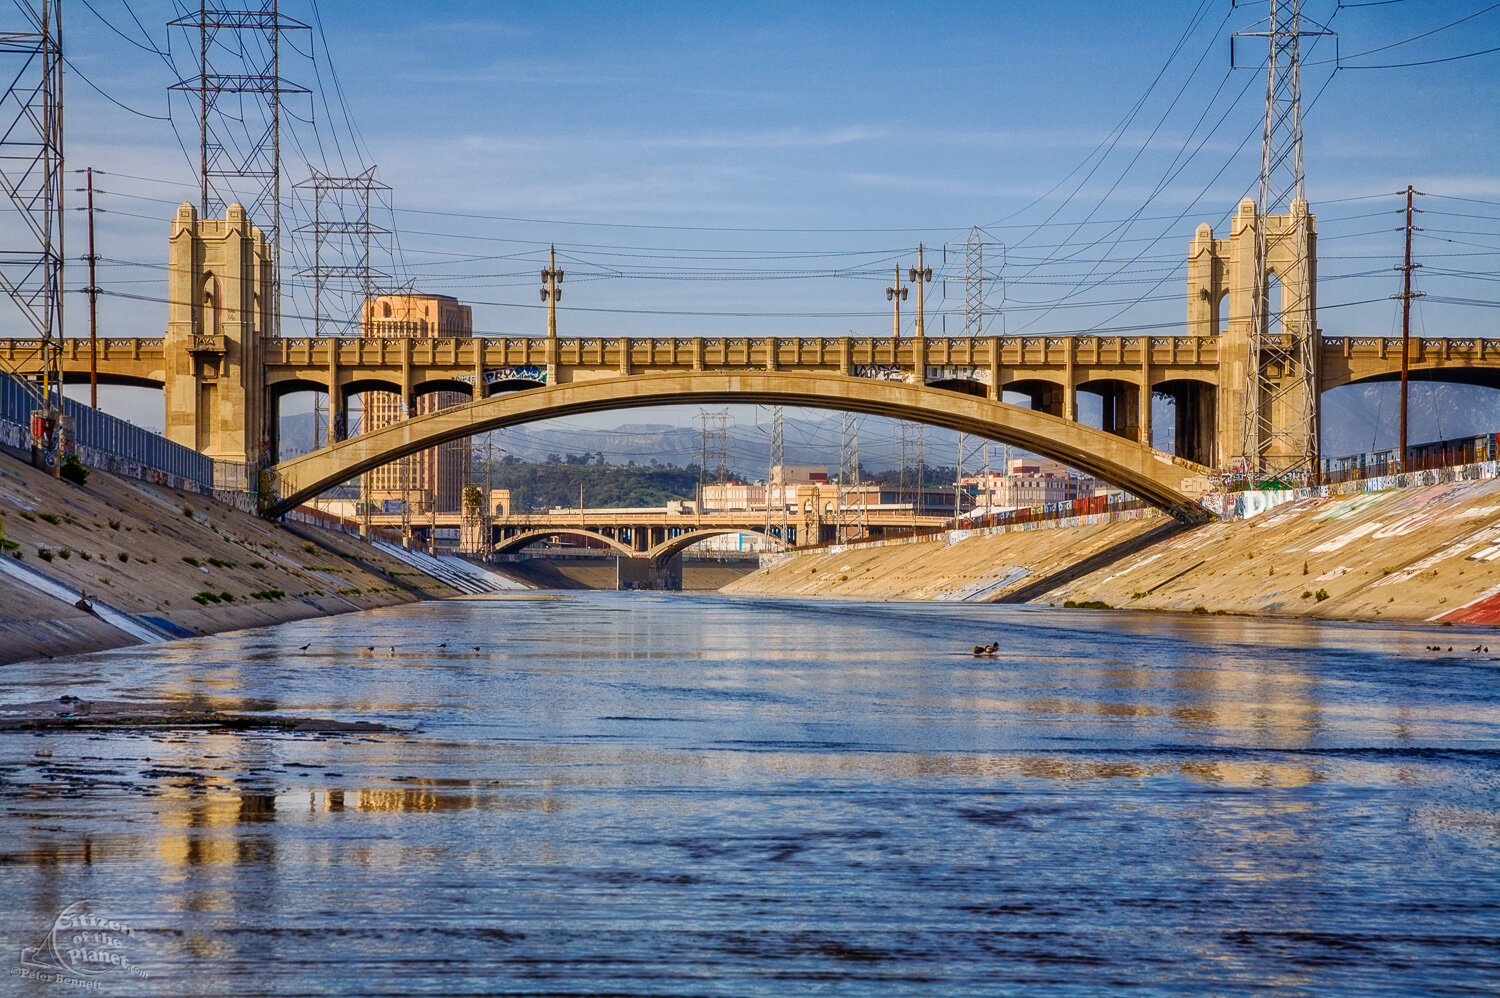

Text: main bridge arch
xmin=266 ymin=371 xmax=1214 ymax=521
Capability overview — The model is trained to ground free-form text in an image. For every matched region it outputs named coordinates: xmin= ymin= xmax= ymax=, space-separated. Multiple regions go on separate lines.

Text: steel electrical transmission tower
xmin=294 ymin=166 xmax=390 ymax=337
xmin=0 ymin=0 xmax=64 ymax=405
xmin=1234 ymin=0 xmax=1328 ymax=484
xmin=170 ymin=1 xmax=308 ymax=335
xmin=836 ymin=412 xmax=864 ymax=544
xmin=943 ymin=227 xmax=1003 ymax=337
xmin=764 ymin=405 xmax=786 ymax=544
xmin=696 ymin=409 xmax=730 ymax=494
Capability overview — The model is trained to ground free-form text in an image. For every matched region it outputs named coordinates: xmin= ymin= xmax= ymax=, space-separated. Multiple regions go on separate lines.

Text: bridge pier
xmin=617 ymin=553 xmax=682 ymax=591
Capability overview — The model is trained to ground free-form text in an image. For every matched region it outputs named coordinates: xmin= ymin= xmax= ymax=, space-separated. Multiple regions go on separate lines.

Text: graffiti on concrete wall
xmin=853 ymin=365 xmax=911 ymax=383
xmin=1308 ymin=492 xmax=1394 ymax=521
xmin=458 ymin=366 xmax=548 ymax=387
xmin=924 ymin=365 xmax=992 ymax=386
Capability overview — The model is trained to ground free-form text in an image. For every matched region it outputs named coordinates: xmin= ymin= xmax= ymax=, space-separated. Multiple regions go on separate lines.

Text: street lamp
xmin=886 ymin=267 xmax=907 ymax=340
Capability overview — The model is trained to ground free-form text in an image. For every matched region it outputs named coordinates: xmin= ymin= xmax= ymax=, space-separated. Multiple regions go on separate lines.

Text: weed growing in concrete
xmin=57 ymin=548 xmax=70 ymax=559
xmin=107 ymin=519 xmax=120 ymax=530
xmin=1314 ymin=589 xmax=1330 ymax=602
xmin=17 ymin=511 xmax=34 ymax=521
xmin=116 ymin=552 xmax=128 ymax=563
xmin=37 ymin=512 xmax=60 ymax=525
xmin=36 ymin=547 xmax=53 ymax=562
xmin=182 ymin=505 xmax=194 ymax=518
xmin=182 ymin=556 xmax=201 ymax=567
xmin=206 ymin=557 xmax=236 ymax=569
xmin=59 ymin=454 xmax=88 ymax=485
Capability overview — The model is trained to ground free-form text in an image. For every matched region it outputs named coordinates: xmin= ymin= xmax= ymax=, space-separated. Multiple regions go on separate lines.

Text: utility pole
xmin=84 ymin=166 xmax=98 ymax=407
xmin=541 ymin=245 xmax=563 ymax=338
xmin=886 ymin=267 xmax=907 ymax=340
xmin=1397 ymin=185 xmax=1423 ymax=473
xmin=909 ymin=244 xmax=931 ymax=340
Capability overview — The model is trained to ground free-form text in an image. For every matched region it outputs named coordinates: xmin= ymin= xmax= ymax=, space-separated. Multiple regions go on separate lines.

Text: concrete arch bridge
xmin=266 ymin=369 xmax=1219 ymax=524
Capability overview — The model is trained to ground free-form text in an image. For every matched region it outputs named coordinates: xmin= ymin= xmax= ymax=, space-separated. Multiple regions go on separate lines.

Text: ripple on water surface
xmin=0 ymin=593 xmax=1497 ymax=996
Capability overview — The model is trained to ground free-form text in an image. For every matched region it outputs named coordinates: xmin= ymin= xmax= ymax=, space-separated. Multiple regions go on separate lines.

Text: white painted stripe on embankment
xmin=0 ymin=553 xmax=168 ymax=646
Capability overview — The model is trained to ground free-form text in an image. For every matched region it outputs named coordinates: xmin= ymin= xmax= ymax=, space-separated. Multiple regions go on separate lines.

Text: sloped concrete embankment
xmin=0 ymin=448 xmax=458 ymax=665
xmin=725 ymin=477 xmax=1500 ymax=624
xmin=722 ymin=509 xmax=1171 ymax=602
xmin=1050 ymin=478 xmax=1500 ymax=623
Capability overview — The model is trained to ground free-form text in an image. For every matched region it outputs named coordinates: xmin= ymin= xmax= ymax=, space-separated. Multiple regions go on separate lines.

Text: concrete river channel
xmin=0 ymin=593 xmax=1497 ymax=996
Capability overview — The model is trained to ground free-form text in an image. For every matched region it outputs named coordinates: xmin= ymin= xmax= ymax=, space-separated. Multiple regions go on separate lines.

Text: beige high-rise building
xmin=359 ymin=293 xmax=473 ymax=513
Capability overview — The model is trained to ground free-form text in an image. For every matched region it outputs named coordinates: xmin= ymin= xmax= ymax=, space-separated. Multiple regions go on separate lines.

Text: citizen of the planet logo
xmin=14 ymin=899 xmax=149 ymax=987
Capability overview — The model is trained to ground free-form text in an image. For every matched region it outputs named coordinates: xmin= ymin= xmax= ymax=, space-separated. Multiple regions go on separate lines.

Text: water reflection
xmin=0 ymin=594 xmax=1496 ymax=995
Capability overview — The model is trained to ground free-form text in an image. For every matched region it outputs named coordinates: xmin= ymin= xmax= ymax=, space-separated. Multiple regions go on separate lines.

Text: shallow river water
xmin=1 ymin=593 xmax=1498 ymax=996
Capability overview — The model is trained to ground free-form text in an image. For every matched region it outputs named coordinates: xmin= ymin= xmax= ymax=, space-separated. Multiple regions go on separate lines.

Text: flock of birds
xmin=1425 ymin=645 xmax=1489 ymax=653
xmin=298 ymin=642 xmax=484 ymax=654
xmin=971 ymin=643 xmax=999 ymax=656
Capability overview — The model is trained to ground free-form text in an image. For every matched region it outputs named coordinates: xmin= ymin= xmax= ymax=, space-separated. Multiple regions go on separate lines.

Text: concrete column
xmin=692 ymin=338 xmax=704 ymax=372
xmin=401 ymin=337 xmax=414 ymax=418
xmin=1139 ymin=342 xmax=1153 ymax=449
xmin=765 ymin=336 xmax=777 ymax=372
xmin=619 ymin=337 xmax=631 ymax=376
xmin=839 ymin=337 xmax=851 ymax=376
xmin=327 ymin=339 xmax=342 ymax=443
xmin=473 ymin=338 xmax=486 ymax=400
xmin=988 ymin=337 xmax=1000 ymax=401
xmin=1064 ymin=344 xmax=1076 ymax=422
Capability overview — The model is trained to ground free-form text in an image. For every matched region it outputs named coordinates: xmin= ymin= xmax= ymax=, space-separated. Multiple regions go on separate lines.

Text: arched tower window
xmin=201 ymin=274 xmax=220 ymax=336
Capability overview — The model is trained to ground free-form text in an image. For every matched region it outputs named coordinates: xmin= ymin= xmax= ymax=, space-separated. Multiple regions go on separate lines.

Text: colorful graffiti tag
xmin=456 ymin=366 xmax=548 ymax=387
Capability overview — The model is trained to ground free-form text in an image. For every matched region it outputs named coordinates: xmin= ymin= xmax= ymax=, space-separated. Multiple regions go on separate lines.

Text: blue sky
xmin=30 ymin=1 xmax=1500 ymax=459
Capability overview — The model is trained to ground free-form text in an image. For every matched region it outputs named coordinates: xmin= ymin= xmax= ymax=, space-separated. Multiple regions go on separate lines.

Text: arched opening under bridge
xmin=266 ymin=371 xmax=1214 ymax=521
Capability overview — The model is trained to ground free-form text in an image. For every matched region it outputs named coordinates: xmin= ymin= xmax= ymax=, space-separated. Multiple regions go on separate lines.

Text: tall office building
xmin=359 ymin=293 xmax=473 ymax=513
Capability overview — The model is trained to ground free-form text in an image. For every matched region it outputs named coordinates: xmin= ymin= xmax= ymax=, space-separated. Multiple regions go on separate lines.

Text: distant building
xmin=359 ymin=293 xmax=473 ymax=514
xmin=701 ymin=464 xmax=954 ymax=519
xmin=960 ymin=458 xmax=1095 ymax=514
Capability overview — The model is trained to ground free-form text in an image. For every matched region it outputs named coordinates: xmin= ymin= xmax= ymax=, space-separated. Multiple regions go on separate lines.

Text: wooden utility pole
xmin=1397 ymin=185 xmax=1423 ymax=472
xmin=85 ymin=166 xmax=99 ymax=408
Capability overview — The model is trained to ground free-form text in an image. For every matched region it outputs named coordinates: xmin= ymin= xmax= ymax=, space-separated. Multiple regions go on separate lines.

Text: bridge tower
xmin=163 ymin=202 xmax=274 ymax=466
xmin=1188 ymin=197 xmax=1317 ymax=477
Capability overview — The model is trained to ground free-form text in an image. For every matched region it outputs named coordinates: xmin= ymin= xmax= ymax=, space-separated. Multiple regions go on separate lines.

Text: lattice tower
xmin=170 ymin=1 xmax=308 ymax=336
xmin=0 ymin=0 xmax=64 ymax=404
xmin=1236 ymin=0 xmax=1323 ymax=483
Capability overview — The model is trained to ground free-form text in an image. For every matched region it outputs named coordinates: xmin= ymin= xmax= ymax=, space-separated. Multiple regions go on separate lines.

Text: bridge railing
xmin=1321 ymin=432 xmax=1500 ymax=484
xmin=0 ymin=370 xmax=255 ymax=502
